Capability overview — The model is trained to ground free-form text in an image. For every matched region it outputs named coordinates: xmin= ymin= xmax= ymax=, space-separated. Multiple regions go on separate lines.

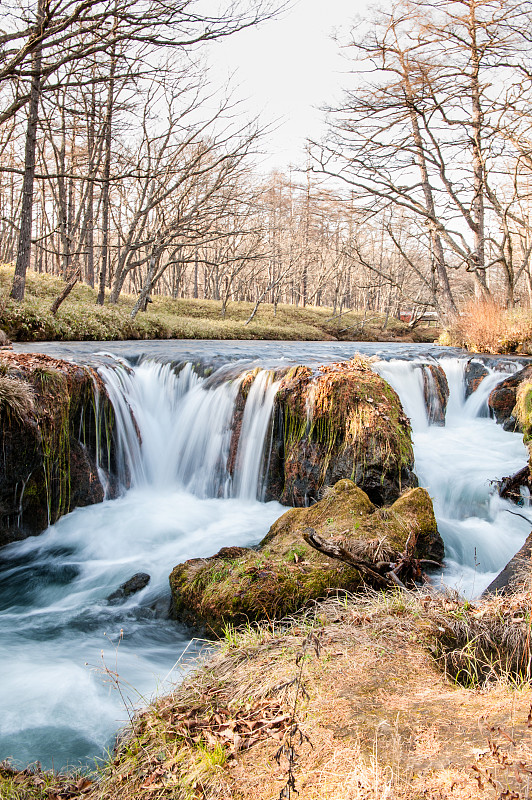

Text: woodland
xmin=2 ymin=0 xmax=532 ymax=330
xmin=5 ymin=3 xmax=532 ymax=799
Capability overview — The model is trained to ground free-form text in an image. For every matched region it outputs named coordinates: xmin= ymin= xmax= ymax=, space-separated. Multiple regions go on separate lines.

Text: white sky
xmin=207 ymin=0 xmax=371 ymax=173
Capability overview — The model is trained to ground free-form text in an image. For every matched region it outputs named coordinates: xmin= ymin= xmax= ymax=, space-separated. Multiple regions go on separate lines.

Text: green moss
xmin=514 ymin=381 xmax=532 ymax=445
xmin=169 ymin=480 xmax=442 ymax=635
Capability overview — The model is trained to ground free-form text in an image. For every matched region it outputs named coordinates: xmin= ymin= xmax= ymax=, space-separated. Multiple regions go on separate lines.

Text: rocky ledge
xmin=243 ymin=357 xmax=418 ymax=507
xmin=0 ymin=351 xmax=115 ymax=545
xmin=169 ymin=478 xmax=443 ymax=635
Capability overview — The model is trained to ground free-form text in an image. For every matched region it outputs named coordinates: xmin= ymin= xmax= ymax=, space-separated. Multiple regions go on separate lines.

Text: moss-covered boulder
xmin=514 ymin=380 xmax=532 ymax=449
xmin=0 ymin=352 xmax=115 ymax=545
xmin=169 ymin=479 xmax=443 ymax=635
xmin=264 ymin=357 xmax=417 ymax=507
xmin=488 ymin=364 xmax=532 ymax=430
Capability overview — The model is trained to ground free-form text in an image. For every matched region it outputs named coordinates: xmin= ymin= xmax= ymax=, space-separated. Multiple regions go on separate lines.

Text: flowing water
xmin=0 ymin=346 xmax=530 ymax=769
xmin=376 ymin=357 xmax=530 ymax=596
xmin=0 ymin=357 xmax=285 ymax=769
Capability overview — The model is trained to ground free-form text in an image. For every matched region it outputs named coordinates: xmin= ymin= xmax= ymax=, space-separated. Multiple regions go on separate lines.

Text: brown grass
xmin=444 ymin=300 xmax=532 ymax=354
xmin=0 ymin=265 xmax=421 ymax=343
xmin=0 ymin=374 xmax=35 ymax=423
xmin=5 ymin=592 xmax=532 ymax=800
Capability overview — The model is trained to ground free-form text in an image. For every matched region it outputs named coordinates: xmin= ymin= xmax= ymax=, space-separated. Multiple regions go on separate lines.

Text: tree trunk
xmin=11 ymin=0 xmax=44 ymax=301
xmin=130 ymin=248 xmax=157 ymax=319
xmin=469 ymin=0 xmax=487 ymax=294
xmin=97 ymin=45 xmax=116 ymax=306
xmin=402 ymin=64 xmax=458 ymax=326
xmin=50 ymin=266 xmax=81 ymax=314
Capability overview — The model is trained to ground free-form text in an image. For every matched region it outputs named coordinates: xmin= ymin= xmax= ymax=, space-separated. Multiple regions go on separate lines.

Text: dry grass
xmin=430 ymin=590 xmax=532 ymax=688
xmin=0 ymin=374 xmax=35 ymax=423
xmin=0 ymin=265 xmax=418 ymax=343
xmin=444 ymin=299 xmax=532 ymax=354
xmin=5 ymin=592 xmax=532 ymax=800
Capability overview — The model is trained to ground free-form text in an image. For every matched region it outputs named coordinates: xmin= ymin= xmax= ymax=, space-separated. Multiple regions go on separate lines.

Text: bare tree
xmin=1 ymin=0 xmax=279 ymax=301
xmin=314 ymin=0 xmax=532 ymax=320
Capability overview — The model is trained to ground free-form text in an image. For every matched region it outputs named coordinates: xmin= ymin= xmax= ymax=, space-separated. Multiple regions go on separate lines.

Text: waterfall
xmin=233 ymin=370 xmax=281 ymax=500
xmin=1 ymin=345 xmax=531 ymax=771
xmin=97 ymin=358 xmax=280 ymax=501
xmin=376 ymin=357 xmax=530 ymax=596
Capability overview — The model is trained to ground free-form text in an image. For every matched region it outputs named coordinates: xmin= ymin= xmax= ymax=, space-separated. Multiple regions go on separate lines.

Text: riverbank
xmin=3 ymin=591 xmax=532 ymax=800
xmin=0 ymin=266 xmax=434 ymax=343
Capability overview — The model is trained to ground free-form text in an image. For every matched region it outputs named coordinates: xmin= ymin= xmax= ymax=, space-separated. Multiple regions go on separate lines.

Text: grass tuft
xmin=0 ymin=374 xmax=35 ymax=423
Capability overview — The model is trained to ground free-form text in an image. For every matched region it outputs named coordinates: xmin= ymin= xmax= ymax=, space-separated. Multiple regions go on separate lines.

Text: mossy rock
xmin=514 ymin=381 xmax=532 ymax=449
xmin=265 ymin=358 xmax=417 ymax=507
xmin=169 ymin=479 xmax=443 ymax=635
xmin=0 ymin=353 xmax=115 ymax=545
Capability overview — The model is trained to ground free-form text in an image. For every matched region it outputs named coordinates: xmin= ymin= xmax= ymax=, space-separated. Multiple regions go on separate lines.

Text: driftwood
xmin=498 ymin=465 xmax=532 ymax=503
xmin=302 ymin=527 xmax=441 ymax=590
xmin=302 ymin=528 xmax=407 ymax=589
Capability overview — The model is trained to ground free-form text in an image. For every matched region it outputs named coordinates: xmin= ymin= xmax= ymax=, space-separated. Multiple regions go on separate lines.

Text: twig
xmin=302 ymin=528 xmax=406 ymax=589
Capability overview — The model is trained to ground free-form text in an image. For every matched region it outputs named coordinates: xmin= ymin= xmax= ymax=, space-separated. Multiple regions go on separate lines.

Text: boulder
xmin=263 ymin=358 xmax=417 ymax=507
xmin=419 ymin=363 xmax=449 ymax=425
xmin=169 ymin=479 xmax=443 ymax=635
xmin=464 ymin=359 xmax=489 ymax=399
xmin=483 ymin=533 xmax=532 ymax=596
xmin=488 ymin=364 xmax=532 ymax=429
xmin=0 ymin=352 xmax=116 ymax=546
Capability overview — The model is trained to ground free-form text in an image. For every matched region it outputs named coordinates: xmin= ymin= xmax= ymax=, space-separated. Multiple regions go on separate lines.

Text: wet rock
xmin=488 ymin=364 xmax=532 ymax=428
xmin=107 ymin=572 xmax=151 ymax=604
xmin=0 ymin=329 xmax=12 ymax=349
xmin=0 ymin=352 xmax=116 ymax=546
xmin=483 ymin=533 xmax=532 ymax=596
xmin=263 ymin=358 xmax=417 ymax=508
xmin=419 ymin=363 xmax=449 ymax=425
xmin=169 ymin=479 xmax=442 ymax=635
xmin=464 ymin=359 xmax=489 ymax=399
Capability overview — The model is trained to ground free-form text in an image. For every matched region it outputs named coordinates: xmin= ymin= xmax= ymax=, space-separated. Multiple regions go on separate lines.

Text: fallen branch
xmin=50 ymin=266 xmax=81 ymax=315
xmin=302 ymin=528 xmax=406 ymax=589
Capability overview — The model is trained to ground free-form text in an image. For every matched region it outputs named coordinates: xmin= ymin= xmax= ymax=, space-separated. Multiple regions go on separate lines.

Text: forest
xmin=2 ymin=0 xmax=532 ymax=328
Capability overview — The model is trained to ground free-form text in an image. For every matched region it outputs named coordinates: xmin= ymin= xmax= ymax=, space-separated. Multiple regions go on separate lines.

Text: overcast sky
xmin=207 ymin=0 xmax=370 ymax=173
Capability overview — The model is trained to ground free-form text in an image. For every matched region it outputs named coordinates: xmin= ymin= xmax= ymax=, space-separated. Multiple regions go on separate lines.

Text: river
xmin=0 ymin=341 xmax=529 ymax=769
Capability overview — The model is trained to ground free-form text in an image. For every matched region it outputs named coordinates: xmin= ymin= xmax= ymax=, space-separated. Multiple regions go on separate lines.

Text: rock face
xmin=419 ymin=364 xmax=449 ymax=425
xmin=488 ymin=364 xmax=532 ymax=429
xmin=483 ymin=532 xmax=532 ymax=596
xmin=0 ymin=352 xmax=116 ymax=546
xmin=464 ymin=359 xmax=489 ymax=399
xmin=262 ymin=358 xmax=417 ymax=507
xmin=169 ymin=479 xmax=443 ymax=635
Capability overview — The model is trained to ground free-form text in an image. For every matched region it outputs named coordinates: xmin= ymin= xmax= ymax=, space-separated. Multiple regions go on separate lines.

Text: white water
xmin=1 ymin=351 xmax=531 ymax=769
xmin=376 ymin=357 xmax=530 ymax=597
xmin=0 ymin=358 xmax=284 ymax=769
xmin=233 ymin=370 xmax=281 ymax=500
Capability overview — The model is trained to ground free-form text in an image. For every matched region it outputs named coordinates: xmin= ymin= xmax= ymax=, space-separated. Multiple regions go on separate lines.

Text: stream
xmin=0 ymin=341 xmax=530 ymax=769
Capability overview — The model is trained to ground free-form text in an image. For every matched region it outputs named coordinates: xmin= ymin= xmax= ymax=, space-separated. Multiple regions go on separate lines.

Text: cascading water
xmin=1 ymin=346 xmax=531 ymax=771
xmin=375 ymin=357 xmax=530 ymax=596
xmin=0 ymin=357 xmax=284 ymax=769
xmin=233 ymin=370 xmax=281 ymax=500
